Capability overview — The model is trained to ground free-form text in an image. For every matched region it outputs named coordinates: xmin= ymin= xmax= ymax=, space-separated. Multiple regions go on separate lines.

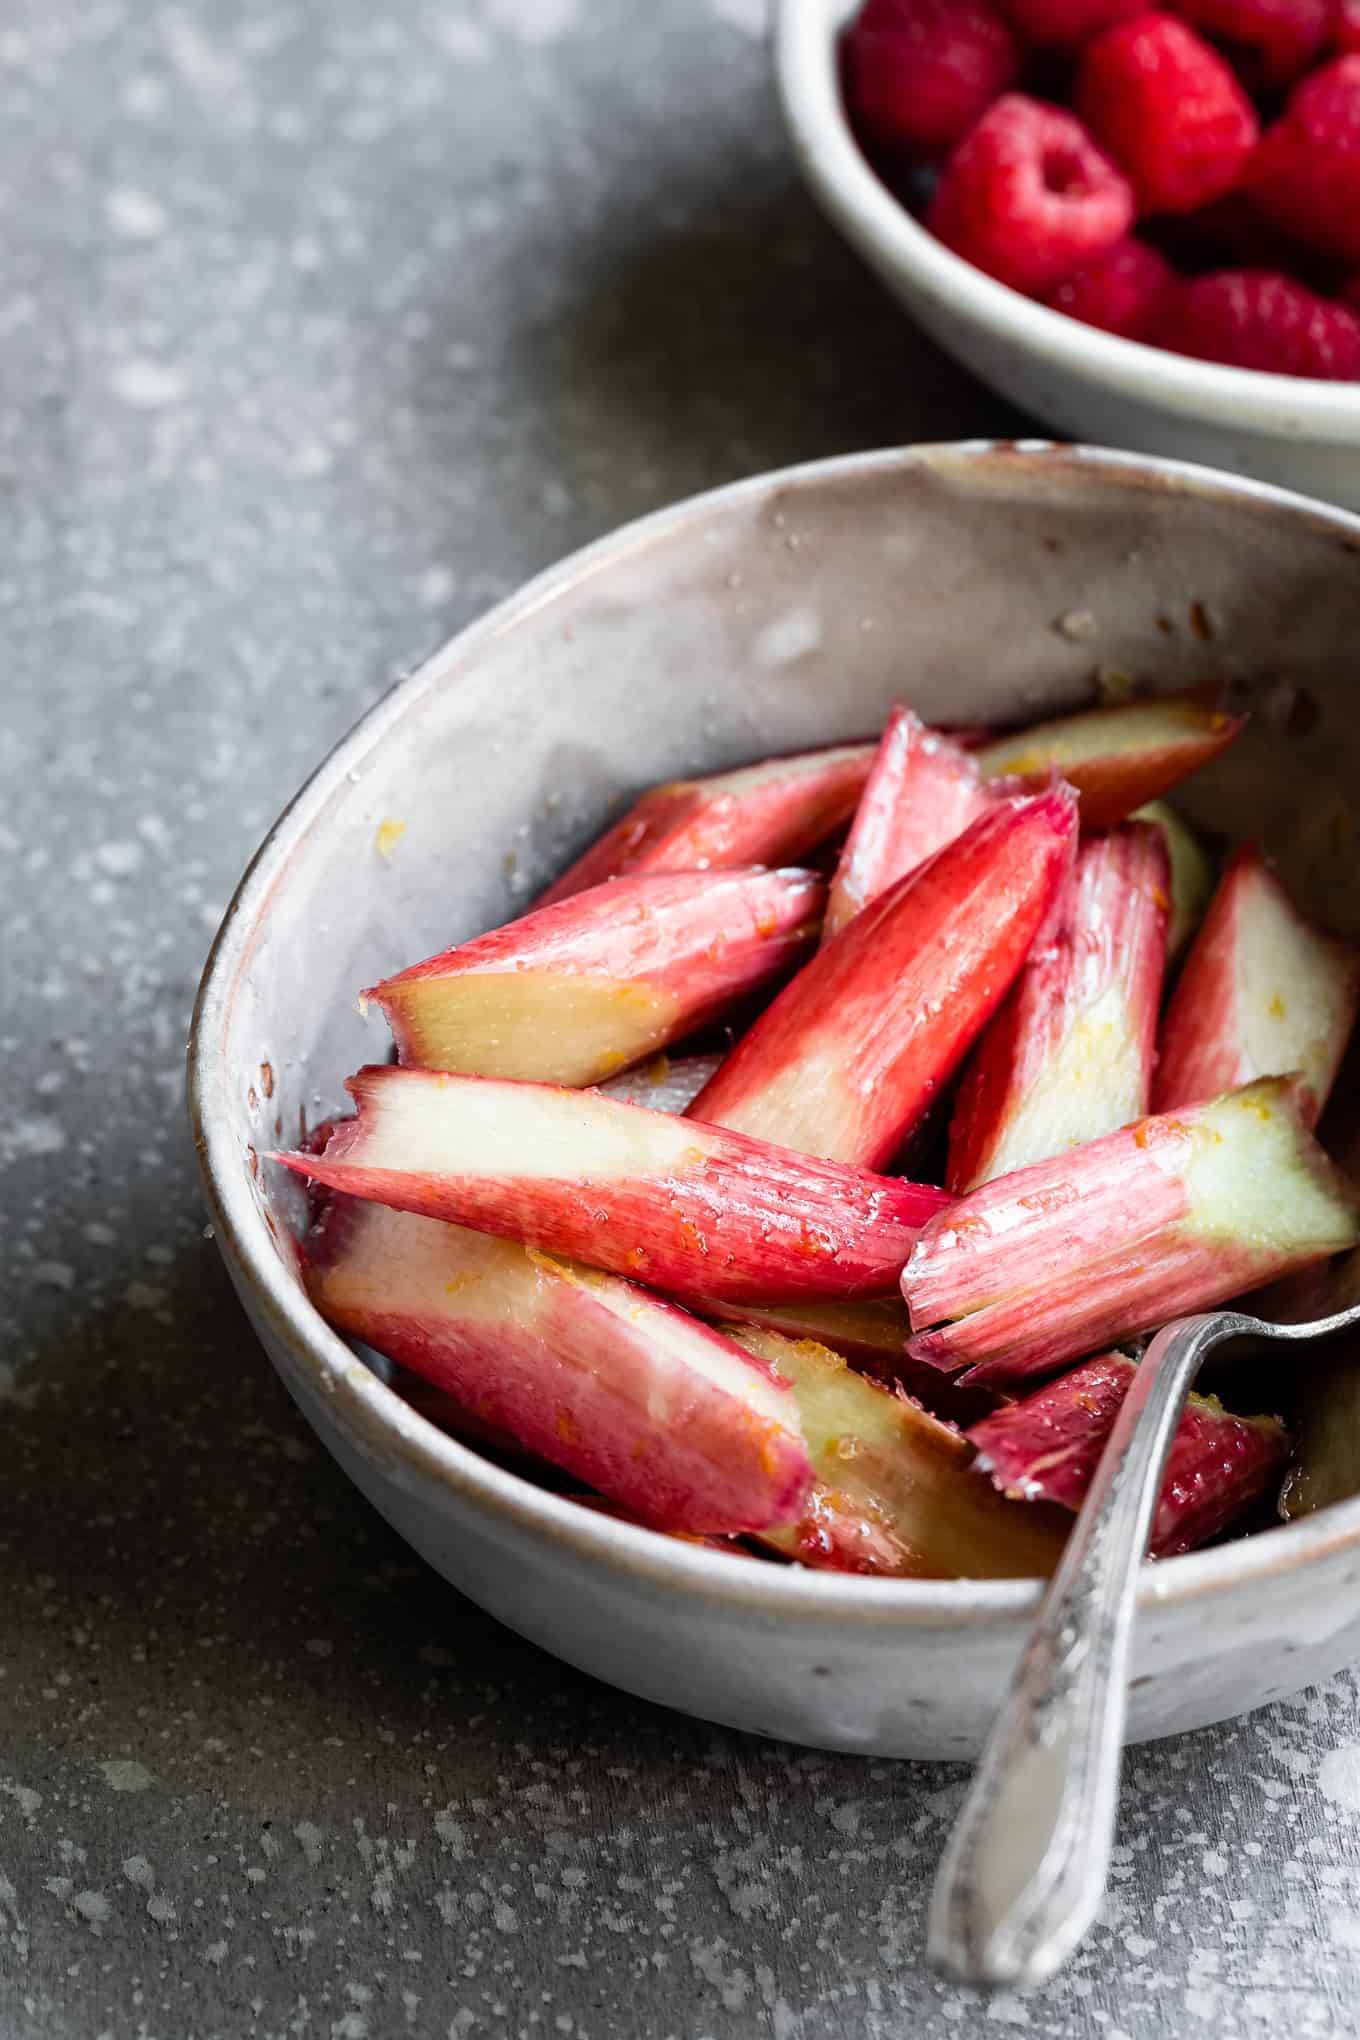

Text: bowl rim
xmin=773 ymin=0 xmax=1360 ymax=435
xmin=189 ymin=438 xmax=1360 ymax=1635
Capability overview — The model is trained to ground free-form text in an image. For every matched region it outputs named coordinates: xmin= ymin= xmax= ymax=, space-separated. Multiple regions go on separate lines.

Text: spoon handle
xmin=927 ymin=1312 xmax=1231 ymax=1990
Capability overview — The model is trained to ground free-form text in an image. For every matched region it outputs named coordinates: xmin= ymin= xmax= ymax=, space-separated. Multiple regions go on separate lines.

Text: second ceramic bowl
xmin=774 ymin=0 xmax=1360 ymax=511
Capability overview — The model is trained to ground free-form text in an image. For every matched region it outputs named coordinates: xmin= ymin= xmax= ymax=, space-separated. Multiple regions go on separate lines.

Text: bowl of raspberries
xmin=775 ymin=0 xmax=1360 ymax=505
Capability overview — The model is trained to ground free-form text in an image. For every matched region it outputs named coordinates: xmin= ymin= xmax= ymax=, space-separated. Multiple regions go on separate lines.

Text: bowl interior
xmin=197 ymin=442 xmax=1360 ymax=1594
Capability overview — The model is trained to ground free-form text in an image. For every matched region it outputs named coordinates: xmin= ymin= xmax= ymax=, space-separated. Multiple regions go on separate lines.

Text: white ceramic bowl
xmin=774 ymin=0 xmax=1360 ymax=511
xmin=190 ymin=441 xmax=1360 ymax=1760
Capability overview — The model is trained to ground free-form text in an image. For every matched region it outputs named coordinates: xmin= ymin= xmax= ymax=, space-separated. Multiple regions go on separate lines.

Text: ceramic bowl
xmin=773 ymin=0 xmax=1360 ymax=512
xmin=190 ymin=441 xmax=1360 ymax=1760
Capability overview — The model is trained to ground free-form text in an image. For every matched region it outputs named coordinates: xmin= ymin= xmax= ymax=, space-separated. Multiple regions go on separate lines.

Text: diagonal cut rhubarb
xmin=533 ymin=743 xmax=875 ymax=908
xmin=276 ymin=1066 xmax=950 ymax=1305
xmin=904 ymin=1078 xmax=1360 ymax=1386
xmin=974 ymin=688 xmax=1245 ymax=830
xmin=1154 ymin=845 xmax=1360 ymax=1130
xmin=367 ymin=867 xmax=823 ymax=1087
xmin=948 ymin=821 xmax=1170 ymax=1191
xmin=968 ymin=1351 xmax=1287 ymax=1556
xmin=822 ymin=707 xmax=997 ymax=942
xmin=686 ymin=787 xmax=1078 ymax=1168
xmin=693 ymin=1294 xmax=1002 ymax=1427
xmin=1134 ymin=800 xmax=1215 ymax=960
xmin=302 ymin=1194 xmax=812 ymax=1535
xmin=726 ymin=1328 xmax=1067 ymax=1578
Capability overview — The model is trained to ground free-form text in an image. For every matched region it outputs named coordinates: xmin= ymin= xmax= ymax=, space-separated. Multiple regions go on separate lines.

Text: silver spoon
xmin=928 ymin=1280 xmax=1360 ymax=1992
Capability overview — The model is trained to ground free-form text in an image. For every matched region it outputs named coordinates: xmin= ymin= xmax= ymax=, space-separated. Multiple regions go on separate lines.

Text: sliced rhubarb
xmin=821 ymin=707 xmax=996 ymax=942
xmin=368 ymin=867 xmax=823 ymax=1088
xmin=968 ymin=1351 xmax=1287 ymax=1556
xmin=686 ymin=787 xmax=1078 ymax=1168
xmin=904 ymin=1078 xmax=1360 ymax=1387
xmin=948 ymin=822 xmax=1170 ymax=1191
xmin=974 ymin=689 xmax=1245 ymax=830
xmin=277 ymin=1066 xmax=951 ymax=1305
xmin=1279 ymin=1348 xmax=1360 ymax=1520
xmin=302 ymin=1194 xmax=811 ymax=1534
xmin=726 ymin=1328 xmax=1067 ymax=1579
xmin=1154 ymin=846 xmax=1360 ymax=1130
xmin=598 ymin=1052 xmax=725 ymax=1115
xmin=696 ymin=1295 xmax=1001 ymax=1427
xmin=534 ymin=744 xmax=875 ymax=908
xmin=1135 ymin=800 xmax=1215 ymax=960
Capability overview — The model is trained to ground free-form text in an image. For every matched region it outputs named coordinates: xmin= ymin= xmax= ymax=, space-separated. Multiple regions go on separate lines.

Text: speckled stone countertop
xmin=5 ymin=3 xmax=1360 ymax=2035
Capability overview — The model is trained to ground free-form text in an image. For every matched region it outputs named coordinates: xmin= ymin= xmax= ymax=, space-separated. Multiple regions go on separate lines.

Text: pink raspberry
xmin=1002 ymin=0 xmax=1145 ymax=43
xmin=1247 ymin=56 xmax=1360 ymax=265
xmin=926 ymin=93 xmax=1134 ymax=293
xmin=1077 ymin=15 xmax=1259 ymax=216
xmin=1173 ymin=0 xmax=1329 ymax=90
xmin=1157 ymin=268 xmax=1360 ymax=377
xmin=1045 ymin=236 xmax=1177 ymax=336
xmin=1338 ymin=2 xmax=1360 ymax=55
xmin=843 ymin=0 xmax=1021 ymax=158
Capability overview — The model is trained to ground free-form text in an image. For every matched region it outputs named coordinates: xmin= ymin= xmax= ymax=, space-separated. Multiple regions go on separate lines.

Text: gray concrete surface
xmin=4 ymin=2 xmax=1360 ymax=2034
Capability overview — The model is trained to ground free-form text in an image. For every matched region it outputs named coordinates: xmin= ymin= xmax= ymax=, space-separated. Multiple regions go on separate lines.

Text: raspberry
xmin=1002 ymin=1 xmax=1145 ymax=43
xmin=1173 ymin=0 xmax=1329 ymax=91
xmin=1077 ymin=15 xmax=1259 ymax=216
xmin=1157 ymin=268 xmax=1360 ymax=377
xmin=926 ymin=93 xmax=1134 ymax=293
xmin=1338 ymin=2 xmax=1360 ymax=56
xmin=1045 ymin=236 xmax=1177 ymax=336
xmin=843 ymin=0 xmax=1020 ymax=158
xmin=1247 ymin=56 xmax=1360 ymax=265
xmin=1344 ymin=274 xmax=1360 ymax=311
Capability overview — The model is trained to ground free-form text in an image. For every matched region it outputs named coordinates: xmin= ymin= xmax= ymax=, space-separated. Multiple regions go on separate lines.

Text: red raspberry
xmin=1045 ymin=236 xmax=1177 ymax=336
xmin=1172 ymin=0 xmax=1329 ymax=91
xmin=843 ymin=0 xmax=1021 ymax=158
xmin=1002 ymin=1 xmax=1145 ymax=43
xmin=1157 ymin=268 xmax=1360 ymax=376
xmin=1338 ymin=2 xmax=1360 ymax=55
xmin=1344 ymin=274 xmax=1360 ymax=310
xmin=1077 ymin=15 xmax=1259 ymax=216
xmin=926 ymin=93 xmax=1134 ymax=293
xmin=1247 ymin=56 xmax=1360 ymax=265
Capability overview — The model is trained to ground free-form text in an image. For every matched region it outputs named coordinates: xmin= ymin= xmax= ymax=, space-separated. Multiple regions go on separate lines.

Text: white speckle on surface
xmin=432 ymin=14 xmax=492 ymax=60
xmin=417 ymin=565 xmax=456 ymax=609
xmin=105 ymin=187 xmax=167 ymax=240
xmin=752 ymin=607 xmax=821 ymax=668
xmin=121 ymin=1856 xmax=154 ymax=1891
xmin=94 ymin=839 xmax=145 ymax=877
xmin=33 ymin=1261 xmax=75 ymax=1291
xmin=1318 ymin=1743 xmax=1360 ymax=1812
xmin=110 ymin=359 xmax=187 ymax=409
xmin=98 ymin=1759 xmax=154 ymax=1793
xmin=294 ymin=1820 xmax=326 ymax=1864
xmin=707 ymin=0 xmax=768 ymax=33
xmin=304 ymin=1636 xmax=334 ymax=1657
xmin=485 ymin=0 xmax=580 ymax=44
xmin=1 ymin=1116 xmax=66 ymax=1162
xmin=162 ymin=10 xmax=244 ymax=93
xmin=72 ymin=1890 xmax=110 ymax=1932
xmin=1 ymin=1779 xmax=42 ymax=1819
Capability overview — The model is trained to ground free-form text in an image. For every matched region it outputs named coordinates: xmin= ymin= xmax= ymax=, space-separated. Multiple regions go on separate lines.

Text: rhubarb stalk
xmin=822 ymin=707 xmax=996 ymax=942
xmin=534 ymin=744 xmax=874 ymax=908
xmin=728 ymin=1328 xmax=1067 ymax=1579
xmin=302 ymin=1194 xmax=812 ymax=1534
xmin=968 ymin=1351 xmax=1287 ymax=1556
xmin=368 ymin=867 xmax=823 ymax=1087
xmin=974 ymin=688 xmax=1245 ymax=830
xmin=904 ymin=1077 xmax=1360 ymax=1386
xmin=1154 ymin=845 xmax=1360 ymax=1129
xmin=947 ymin=821 xmax=1170 ymax=1191
xmin=687 ymin=786 xmax=1078 ymax=1167
xmin=277 ymin=1066 xmax=951 ymax=1305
